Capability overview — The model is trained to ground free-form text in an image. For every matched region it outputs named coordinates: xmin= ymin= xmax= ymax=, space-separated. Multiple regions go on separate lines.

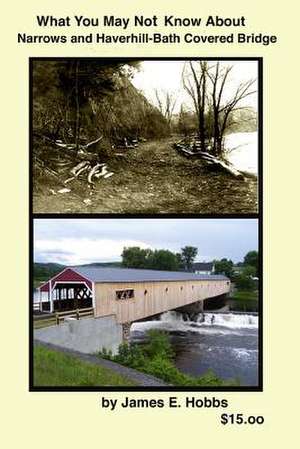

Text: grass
xmin=232 ymin=289 xmax=258 ymax=301
xmin=34 ymin=346 xmax=135 ymax=386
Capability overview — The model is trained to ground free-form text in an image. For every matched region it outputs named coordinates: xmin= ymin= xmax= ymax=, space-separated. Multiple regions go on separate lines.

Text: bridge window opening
xmin=116 ymin=289 xmax=135 ymax=300
xmin=181 ymin=286 xmax=183 ymax=290
xmin=49 ymin=282 xmax=93 ymax=312
xmin=165 ymin=287 xmax=168 ymax=293
xmin=144 ymin=289 xmax=148 ymax=295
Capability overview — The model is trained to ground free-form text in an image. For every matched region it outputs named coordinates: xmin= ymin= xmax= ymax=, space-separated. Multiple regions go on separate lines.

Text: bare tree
xmin=182 ymin=61 xmax=208 ymax=152
xmin=154 ymin=89 xmax=177 ymax=128
xmin=207 ymin=62 xmax=257 ymax=156
xmin=182 ymin=61 xmax=257 ymax=156
xmin=74 ymin=60 xmax=80 ymax=150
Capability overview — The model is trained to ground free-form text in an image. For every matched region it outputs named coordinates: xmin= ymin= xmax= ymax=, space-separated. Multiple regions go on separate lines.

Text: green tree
xmin=148 ymin=250 xmax=180 ymax=271
xmin=243 ymin=251 xmax=258 ymax=276
xmin=214 ymin=258 xmax=234 ymax=278
xmin=234 ymin=266 xmax=256 ymax=291
xmin=121 ymin=247 xmax=151 ymax=269
xmin=175 ymin=252 xmax=185 ymax=270
xmin=181 ymin=246 xmax=198 ymax=271
xmin=121 ymin=247 xmax=180 ymax=271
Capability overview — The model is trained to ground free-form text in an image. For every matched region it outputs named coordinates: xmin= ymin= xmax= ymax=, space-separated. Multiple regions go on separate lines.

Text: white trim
xmin=50 ymin=281 xmax=53 ymax=313
xmin=39 ymin=289 xmax=42 ymax=312
xmin=92 ymin=282 xmax=96 ymax=310
xmin=38 ymin=267 xmax=71 ymax=291
xmin=51 ymin=280 xmax=93 ymax=294
xmin=38 ymin=267 xmax=93 ymax=292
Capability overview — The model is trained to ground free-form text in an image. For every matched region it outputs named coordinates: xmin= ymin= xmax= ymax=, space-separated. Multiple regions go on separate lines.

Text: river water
xmin=131 ymin=311 xmax=259 ymax=386
xmin=224 ymin=131 xmax=258 ymax=176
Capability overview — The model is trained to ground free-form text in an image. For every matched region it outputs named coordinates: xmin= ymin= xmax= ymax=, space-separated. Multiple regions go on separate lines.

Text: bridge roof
xmin=73 ymin=266 xmax=228 ymax=283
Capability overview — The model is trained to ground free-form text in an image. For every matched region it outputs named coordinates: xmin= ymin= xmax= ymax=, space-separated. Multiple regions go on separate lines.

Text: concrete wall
xmin=34 ymin=315 xmax=123 ymax=355
xmin=95 ymin=279 xmax=230 ymax=324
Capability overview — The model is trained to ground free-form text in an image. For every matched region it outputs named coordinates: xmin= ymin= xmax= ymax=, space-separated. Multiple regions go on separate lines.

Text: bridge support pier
xmin=122 ymin=322 xmax=132 ymax=343
xmin=203 ymin=293 xmax=229 ymax=311
xmin=175 ymin=300 xmax=204 ymax=321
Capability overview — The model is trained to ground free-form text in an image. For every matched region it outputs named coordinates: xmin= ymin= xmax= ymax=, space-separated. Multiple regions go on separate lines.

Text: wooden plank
xmin=56 ymin=307 xmax=94 ymax=317
xmin=95 ymin=280 xmax=230 ymax=324
xmin=78 ymin=311 xmax=94 ymax=318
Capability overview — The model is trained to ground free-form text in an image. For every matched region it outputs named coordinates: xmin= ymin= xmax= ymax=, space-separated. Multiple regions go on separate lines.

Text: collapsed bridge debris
xmin=64 ymin=161 xmax=114 ymax=185
xmin=34 ymin=134 xmax=114 ymax=187
xmin=174 ymin=137 xmax=244 ymax=179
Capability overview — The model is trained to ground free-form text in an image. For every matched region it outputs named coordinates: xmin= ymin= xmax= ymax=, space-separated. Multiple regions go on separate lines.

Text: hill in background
xmin=33 ymin=261 xmax=122 ymax=288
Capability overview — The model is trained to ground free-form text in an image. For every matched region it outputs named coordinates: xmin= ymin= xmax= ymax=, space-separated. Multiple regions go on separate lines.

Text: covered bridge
xmin=38 ymin=266 xmax=230 ymax=324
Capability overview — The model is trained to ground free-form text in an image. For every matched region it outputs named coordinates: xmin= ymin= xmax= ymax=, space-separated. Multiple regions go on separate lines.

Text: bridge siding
xmin=94 ymin=280 xmax=230 ymax=324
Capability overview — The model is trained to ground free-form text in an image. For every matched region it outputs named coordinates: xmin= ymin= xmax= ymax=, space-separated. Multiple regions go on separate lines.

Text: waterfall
xmin=131 ymin=310 xmax=258 ymax=334
xmin=159 ymin=311 xmax=258 ymax=329
xmin=197 ymin=312 xmax=258 ymax=329
xmin=159 ymin=311 xmax=184 ymax=322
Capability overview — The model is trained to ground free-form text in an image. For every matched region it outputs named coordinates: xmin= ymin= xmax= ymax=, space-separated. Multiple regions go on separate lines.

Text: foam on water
xmin=231 ymin=348 xmax=258 ymax=359
xmin=197 ymin=312 xmax=258 ymax=329
xmin=131 ymin=310 xmax=258 ymax=336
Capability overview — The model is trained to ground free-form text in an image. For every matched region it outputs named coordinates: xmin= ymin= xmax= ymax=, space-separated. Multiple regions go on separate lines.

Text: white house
xmin=192 ymin=262 xmax=215 ymax=275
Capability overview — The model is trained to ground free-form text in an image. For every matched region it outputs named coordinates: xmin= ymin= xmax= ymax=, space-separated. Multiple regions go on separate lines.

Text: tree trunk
xmin=75 ymin=60 xmax=80 ymax=151
xmin=200 ymin=69 xmax=206 ymax=152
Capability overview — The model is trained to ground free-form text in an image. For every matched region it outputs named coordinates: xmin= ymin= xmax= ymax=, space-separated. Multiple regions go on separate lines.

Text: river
xmin=224 ymin=131 xmax=258 ymax=176
xmin=34 ymin=288 xmax=259 ymax=385
xmin=131 ymin=311 xmax=259 ymax=386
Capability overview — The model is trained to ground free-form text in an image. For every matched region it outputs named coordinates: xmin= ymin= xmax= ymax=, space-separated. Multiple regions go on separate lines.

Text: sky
xmin=34 ymin=219 xmax=258 ymax=266
xmin=131 ymin=60 xmax=258 ymax=114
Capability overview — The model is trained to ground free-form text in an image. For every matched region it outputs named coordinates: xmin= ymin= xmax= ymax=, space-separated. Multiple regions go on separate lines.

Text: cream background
xmin=1 ymin=0 xmax=298 ymax=447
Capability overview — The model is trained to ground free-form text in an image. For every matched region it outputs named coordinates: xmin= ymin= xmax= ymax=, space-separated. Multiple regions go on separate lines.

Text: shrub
xmin=143 ymin=330 xmax=175 ymax=361
xmin=99 ymin=330 xmax=238 ymax=387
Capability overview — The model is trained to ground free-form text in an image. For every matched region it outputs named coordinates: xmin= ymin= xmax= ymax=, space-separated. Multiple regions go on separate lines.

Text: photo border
xmin=29 ymin=57 xmax=263 ymax=392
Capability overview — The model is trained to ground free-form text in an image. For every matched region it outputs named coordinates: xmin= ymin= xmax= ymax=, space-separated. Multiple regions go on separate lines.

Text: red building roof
xmin=39 ymin=267 xmax=93 ymax=292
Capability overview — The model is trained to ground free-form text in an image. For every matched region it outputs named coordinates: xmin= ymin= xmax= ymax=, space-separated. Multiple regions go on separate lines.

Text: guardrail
xmin=33 ymin=307 xmax=94 ymax=329
xmin=55 ymin=307 xmax=94 ymax=325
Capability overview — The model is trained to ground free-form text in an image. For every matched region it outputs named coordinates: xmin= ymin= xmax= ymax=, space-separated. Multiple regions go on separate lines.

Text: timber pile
xmin=34 ymin=134 xmax=114 ymax=187
xmin=64 ymin=161 xmax=113 ymax=185
xmin=174 ymin=137 xmax=244 ymax=179
xmin=112 ymin=137 xmax=146 ymax=150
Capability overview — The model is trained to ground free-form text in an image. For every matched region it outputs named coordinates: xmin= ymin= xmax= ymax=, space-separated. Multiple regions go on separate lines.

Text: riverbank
xmin=33 ymin=309 xmax=259 ymax=387
xmin=100 ymin=329 xmax=239 ymax=387
xmin=229 ymin=289 xmax=258 ymax=312
xmin=131 ymin=311 xmax=259 ymax=386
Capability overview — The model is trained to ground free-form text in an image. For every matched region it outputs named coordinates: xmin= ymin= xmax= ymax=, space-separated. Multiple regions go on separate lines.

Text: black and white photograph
xmin=31 ymin=58 xmax=260 ymax=214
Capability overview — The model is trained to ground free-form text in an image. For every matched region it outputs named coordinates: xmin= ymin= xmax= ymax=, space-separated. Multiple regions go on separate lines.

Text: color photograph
xmin=32 ymin=218 xmax=260 ymax=389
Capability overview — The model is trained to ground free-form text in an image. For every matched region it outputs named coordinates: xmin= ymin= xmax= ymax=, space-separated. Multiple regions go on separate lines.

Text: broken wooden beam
xmin=174 ymin=139 xmax=244 ymax=179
